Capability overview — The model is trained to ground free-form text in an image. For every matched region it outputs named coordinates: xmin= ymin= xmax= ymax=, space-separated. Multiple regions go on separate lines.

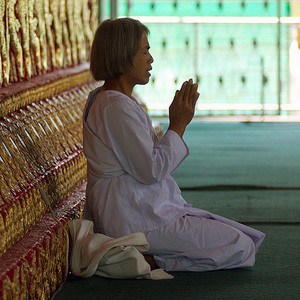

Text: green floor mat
xmin=168 ymin=122 xmax=300 ymax=188
xmin=182 ymin=190 xmax=300 ymax=223
xmin=54 ymin=225 xmax=300 ymax=300
xmin=172 ymin=122 xmax=300 ymax=223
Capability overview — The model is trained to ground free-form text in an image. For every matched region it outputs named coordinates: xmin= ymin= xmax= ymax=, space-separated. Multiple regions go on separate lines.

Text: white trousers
xmin=145 ymin=215 xmax=257 ymax=272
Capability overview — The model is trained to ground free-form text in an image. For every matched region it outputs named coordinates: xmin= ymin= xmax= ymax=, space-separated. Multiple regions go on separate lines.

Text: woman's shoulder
xmin=96 ymin=90 xmax=141 ymax=111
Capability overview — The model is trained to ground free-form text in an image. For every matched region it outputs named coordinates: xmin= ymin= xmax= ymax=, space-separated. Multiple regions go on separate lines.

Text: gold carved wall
xmin=0 ymin=1 xmax=99 ymax=298
xmin=0 ymin=0 xmax=98 ymax=87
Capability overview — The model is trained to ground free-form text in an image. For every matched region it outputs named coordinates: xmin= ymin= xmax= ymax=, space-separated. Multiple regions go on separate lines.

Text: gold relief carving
xmin=0 ymin=69 xmax=93 ymax=117
xmin=0 ymin=127 xmax=25 ymax=195
xmin=0 ymin=156 xmax=13 ymax=204
xmin=20 ymin=193 xmax=30 ymax=232
xmin=0 ymin=212 xmax=6 ymax=256
xmin=26 ymin=103 xmax=61 ymax=163
xmin=29 ymin=0 xmax=42 ymax=75
xmin=33 ymin=246 xmax=43 ymax=298
xmin=17 ymin=129 xmax=46 ymax=176
xmin=60 ymin=0 xmax=73 ymax=67
xmin=1 ymin=0 xmax=98 ymax=86
xmin=40 ymin=236 xmax=51 ymax=299
xmin=24 ymin=248 xmax=37 ymax=299
xmin=16 ymin=0 xmax=32 ymax=79
xmin=44 ymin=0 xmax=56 ymax=70
xmin=34 ymin=0 xmax=48 ymax=72
xmin=44 ymin=116 xmax=67 ymax=160
xmin=91 ymin=0 xmax=98 ymax=35
xmin=3 ymin=118 xmax=40 ymax=180
xmin=18 ymin=262 xmax=28 ymax=300
xmin=74 ymin=0 xmax=86 ymax=63
xmin=56 ymin=227 xmax=66 ymax=283
xmin=31 ymin=187 xmax=46 ymax=222
xmin=66 ymin=0 xmax=78 ymax=65
xmin=40 ymin=100 xmax=73 ymax=158
xmin=8 ymin=0 xmax=24 ymax=79
xmin=13 ymin=199 xmax=24 ymax=243
xmin=82 ymin=0 xmax=94 ymax=48
xmin=49 ymin=233 xmax=58 ymax=293
xmin=20 ymin=109 xmax=53 ymax=169
xmin=4 ymin=205 xmax=13 ymax=249
xmin=50 ymin=0 xmax=63 ymax=68
xmin=0 ymin=150 xmax=24 ymax=197
xmin=3 ymin=274 xmax=14 ymax=300
xmin=10 ymin=111 xmax=50 ymax=177
xmin=0 ymin=1 xmax=9 ymax=85
xmin=30 ymin=102 xmax=64 ymax=161
xmin=0 ymin=1 xmax=3 ymax=85
xmin=26 ymin=191 xmax=37 ymax=227
xmin=51 ymin=97 xmax=80 ymax=152
xmin=9 ymin=45 xmax=18 ymax=82
xmin=0 ymin=82 xmax=93 ymax=258
xmin=0 ymin=93 xmax=89 ymax=300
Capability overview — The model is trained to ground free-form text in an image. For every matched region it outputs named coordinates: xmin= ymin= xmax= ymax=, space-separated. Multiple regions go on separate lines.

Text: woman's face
xmin=126 ymin=32 xmax=154 ymax=86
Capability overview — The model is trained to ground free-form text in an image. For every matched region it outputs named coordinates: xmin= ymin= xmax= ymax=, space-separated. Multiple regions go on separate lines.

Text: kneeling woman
xmin=83 ymin=18 xmax=265 ymax=272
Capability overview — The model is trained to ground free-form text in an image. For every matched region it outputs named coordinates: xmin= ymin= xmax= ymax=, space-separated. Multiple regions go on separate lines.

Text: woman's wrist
xmin=168 ymin=125 xmax=185 ymax=138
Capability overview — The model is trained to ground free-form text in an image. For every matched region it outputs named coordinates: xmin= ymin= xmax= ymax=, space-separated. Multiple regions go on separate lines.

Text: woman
xmin=83 ymin=17 xmax=265 ymax=272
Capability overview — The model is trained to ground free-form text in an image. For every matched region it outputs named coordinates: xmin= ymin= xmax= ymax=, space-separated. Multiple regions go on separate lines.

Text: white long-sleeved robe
xmin=83 ymin=88 xmax=265 ymax=271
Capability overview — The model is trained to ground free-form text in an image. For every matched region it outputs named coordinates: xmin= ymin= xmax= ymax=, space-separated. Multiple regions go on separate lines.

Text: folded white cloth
xmin=68 ymin=219 xmax=173 ymax=280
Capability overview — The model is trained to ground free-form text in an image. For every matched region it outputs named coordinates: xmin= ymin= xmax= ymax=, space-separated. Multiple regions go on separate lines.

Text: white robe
xmin=83 ymin=88 xmax=265 ymax=271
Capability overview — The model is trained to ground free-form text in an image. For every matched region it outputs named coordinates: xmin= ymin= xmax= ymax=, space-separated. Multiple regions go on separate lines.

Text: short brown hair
xmin=90 ymin=18 xmax=150 ymax=81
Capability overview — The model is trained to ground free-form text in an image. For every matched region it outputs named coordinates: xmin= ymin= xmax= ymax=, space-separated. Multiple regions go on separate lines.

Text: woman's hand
xmin=168 ymin=79 xmax=200 ymax=137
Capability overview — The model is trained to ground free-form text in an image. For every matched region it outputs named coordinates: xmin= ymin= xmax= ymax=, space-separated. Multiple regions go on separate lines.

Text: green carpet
xmin=170 ymin=122 xmax=300 ymax=188
xmin=174 ymin=122 xmax=300 ymax=223
xmin=182 ymin=190 xmax=300 ymax=223
xmin=55 ymin=225 xmax=300 ymax=300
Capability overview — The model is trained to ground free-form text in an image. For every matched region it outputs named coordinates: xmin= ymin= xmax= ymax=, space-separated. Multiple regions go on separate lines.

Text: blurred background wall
xmin=99 ymin=0 xmax=300 ymax=118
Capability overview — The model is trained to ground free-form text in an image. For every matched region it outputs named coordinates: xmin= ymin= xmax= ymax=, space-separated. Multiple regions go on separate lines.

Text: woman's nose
xmin=149 ymin=53 xmax=154 ymax=64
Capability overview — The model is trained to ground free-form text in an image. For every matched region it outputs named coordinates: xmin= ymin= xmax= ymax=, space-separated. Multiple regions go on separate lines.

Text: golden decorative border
xmin=0 ymin=64 xmax=94 ymax=118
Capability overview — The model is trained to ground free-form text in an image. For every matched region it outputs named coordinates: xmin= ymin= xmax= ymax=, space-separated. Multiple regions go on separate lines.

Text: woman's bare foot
xmin=143 ymin=255 xmax=159 ymax=270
